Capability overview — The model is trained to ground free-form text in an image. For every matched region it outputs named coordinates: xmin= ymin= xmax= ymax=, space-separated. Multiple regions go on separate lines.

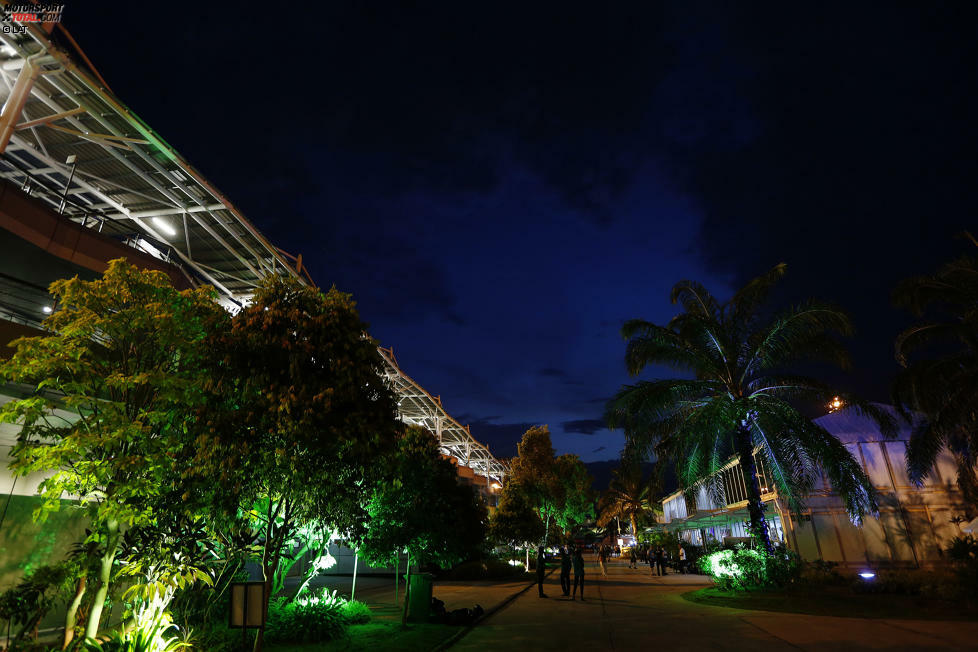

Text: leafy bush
xmin=699 ymin=545 xmax=800 ymax=591
xmin=947 ymin=534 xmax=978 ymax=592
xmin=799 ymin=559 xmax=846 ymax=587
xmin=0 ymin=563 xmax=76 ymax=646
xmin=82 ymin=614 xmax=189 ymax=652
xmin=340 ymin=600 xmax=372 ymax=624
xmin=264 ymin=589 xmax=347 ymax=644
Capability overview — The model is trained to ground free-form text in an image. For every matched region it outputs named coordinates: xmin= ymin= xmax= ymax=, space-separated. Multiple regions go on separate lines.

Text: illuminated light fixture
xmin=151 ymin=217 xmax=177 ymax=237
xmin=828 ymin=396 xmax=844 ymax=413
xmin=490 ymin=482 xmax=501 ymax=491
xmin=858 ymin=571 xmax=875 ymax=580
xmin=42 ymin=306 xmax=53 ymax=314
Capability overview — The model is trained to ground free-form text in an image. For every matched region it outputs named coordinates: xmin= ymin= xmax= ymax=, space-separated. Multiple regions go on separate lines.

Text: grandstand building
xmin=0 ymin=8 xmax=505 ymax=580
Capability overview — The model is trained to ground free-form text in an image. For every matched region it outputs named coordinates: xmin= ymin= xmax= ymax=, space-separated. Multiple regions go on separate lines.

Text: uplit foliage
xmin=358 ymin=425 xmax=487 ymax=570
xmin=82 ymin=610 xmax=190 ymax=652
xmin=893 ymin=248 xmax=978 ymax=508
xmin=0 ymin=259 xmax=228 ymax=640
xmin=553 ymin=454 xmax=596 ymax=535
xmin=507 ymin=426 xmax=593 ymax=543
xmin=196 ymin=274 xmax=400 ymax=641
xmin=698 ymin=546 xmax=800 ymax=591
xmin=606 ymin=264 xmax=895 ymax=553
xmin=488 ymin=481 xmax=545 ymax=564
xmin=264 ymin=588 xmax=358 ymax=645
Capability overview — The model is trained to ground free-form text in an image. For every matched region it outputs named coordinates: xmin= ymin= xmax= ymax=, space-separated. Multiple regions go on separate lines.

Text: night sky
xmin=66 ymin=3 xmax=975 ymax=463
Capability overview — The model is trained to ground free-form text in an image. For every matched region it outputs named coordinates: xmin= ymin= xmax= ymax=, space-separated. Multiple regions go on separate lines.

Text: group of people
xmin=536 ymin=545 xmax=586 ymax=600
xmin=627 ymin=544 xmax=688 ymax=575
xmin=534 ymin=542 xmax=690 ymax=601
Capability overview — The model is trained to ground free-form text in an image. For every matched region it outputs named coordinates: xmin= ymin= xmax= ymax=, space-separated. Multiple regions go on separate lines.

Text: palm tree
xmin=893 ymin=248 xmax=978 ymax=508
xmin=597 ymin=465 xmax=656 ymax=539
xmin=605 ymin=264 xmax=894 ymax=553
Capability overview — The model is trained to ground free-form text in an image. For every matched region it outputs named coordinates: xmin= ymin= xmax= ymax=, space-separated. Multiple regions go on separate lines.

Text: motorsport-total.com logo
xmin=1 ymin=4 xmax=64 ymax=34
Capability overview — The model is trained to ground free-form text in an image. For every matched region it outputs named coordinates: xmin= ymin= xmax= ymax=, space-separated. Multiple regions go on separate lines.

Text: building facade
xmin=660 ymin=406 xmax=971 ymax=568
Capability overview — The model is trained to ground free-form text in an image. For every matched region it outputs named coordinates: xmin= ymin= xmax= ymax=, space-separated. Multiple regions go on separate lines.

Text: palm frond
xmin=670 ymin=280 xmax=720 ymax=320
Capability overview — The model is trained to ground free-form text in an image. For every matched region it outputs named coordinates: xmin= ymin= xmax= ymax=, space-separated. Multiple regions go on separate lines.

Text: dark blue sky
xmin=67 ymin=2 xmax=975 ymax=462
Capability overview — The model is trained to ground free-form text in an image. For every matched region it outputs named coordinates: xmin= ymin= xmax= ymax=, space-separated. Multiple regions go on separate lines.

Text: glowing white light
xmin=42 ymin=306 xmax=53 ymax=314
xmin=151 ymin=217 xmax=177 ymax=237
xmin=858 ymin=571 xmax=875 ymax=579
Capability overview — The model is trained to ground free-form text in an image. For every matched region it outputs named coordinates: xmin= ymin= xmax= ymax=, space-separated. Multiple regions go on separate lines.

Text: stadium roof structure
xmin=0 ymin=10 xmax=506 ymax=483
xmin=379 ymin=347 xmax=508 ymax=482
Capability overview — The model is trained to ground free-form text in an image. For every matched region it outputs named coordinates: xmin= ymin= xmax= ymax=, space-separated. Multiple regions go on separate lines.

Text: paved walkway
xmin=311 ymin=571 xmax=535 ymax=615
xmin=450 ymin=555 xmax=978 ymax=651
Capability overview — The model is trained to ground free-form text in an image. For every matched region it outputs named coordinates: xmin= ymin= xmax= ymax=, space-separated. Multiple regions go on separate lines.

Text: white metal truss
xmin=379 ymin=347 xmax=507 ymax=484
xmin=0 ymin=18 xmax=305 ymax=302
xmin=0 ymin=11 xmax=509 ymax=481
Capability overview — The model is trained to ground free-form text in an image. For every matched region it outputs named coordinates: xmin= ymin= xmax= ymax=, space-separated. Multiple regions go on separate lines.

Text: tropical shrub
xmin=0 ymin=563 xmax=76 ymax=646
xmin=82 ymin=613 xmax=189 ymax=652
xmin=699 ymin=546 xmax=800 ymax=591
xmin=264 ymin=589 xmax=347 ymax=644
xmin=947 ymin=535 xmax=978 ymax=597
xmin=340 ymin=600 xmax=372 ymax=625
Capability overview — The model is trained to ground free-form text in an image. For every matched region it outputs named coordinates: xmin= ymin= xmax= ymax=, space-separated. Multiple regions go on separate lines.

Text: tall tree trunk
xmin=630 ymin=514 xmax=638 ymax=541
xmin=351 ymin=551 xmax=359 ymax=602
xmin=400 ymin=551 xmax=411 ymax=626
xmin=62 ymin=575 xmax=87 ymax=649
xmin=255 ymin=497 xmax=288 ymax=652
xmin=736 ymin=423 xmax=774 ymax=554
xmin=84 ymin=518 xmax=120 ymax=640
xmin=394 ymin=553 xmax=399 ymax=604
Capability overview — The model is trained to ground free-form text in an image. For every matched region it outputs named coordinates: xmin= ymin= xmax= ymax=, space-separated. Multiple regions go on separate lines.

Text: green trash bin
xmin=406 ymin=572 xmax=434 ymax=623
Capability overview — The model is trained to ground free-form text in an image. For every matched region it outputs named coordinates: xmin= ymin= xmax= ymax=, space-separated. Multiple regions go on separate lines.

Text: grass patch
xmin=683 ymin=586 xmax=978 ymax=621
xmin=265 ymin=622 xmax=456 ymax=651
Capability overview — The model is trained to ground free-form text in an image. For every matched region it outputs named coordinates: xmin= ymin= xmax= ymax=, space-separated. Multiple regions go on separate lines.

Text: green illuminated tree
xmin=359 ymin=425 xmax=487 ymax=571
xmin=606 ymin=264 xmax=895 ymax=553
xmin=553 ymin=454 xmax=595 ymax=536
xmin=488 ymin=482 xmax=545 ymax=570
xmin=0 ymin=259 xmax=227 ymax=640
xmin=503 ymin=428 xmax=593 ymax=546
xmin=893 ymin=247 xmax=978 ymax=509
xmin=197 ymin=275 xmax=400 ymax=650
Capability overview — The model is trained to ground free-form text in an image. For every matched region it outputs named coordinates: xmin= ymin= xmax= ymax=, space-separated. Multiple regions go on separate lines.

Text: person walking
xmin=537 ymin=546 xmax=548 ymax=598
xmin=560 ymin=545 xmax=572 ymax=596
xmin=598 ymin=546 xmax=608 ymax=576
xmin=654 ymin=546 xmax=666 ymax=576
xmin=678 ymin=544 xmax=687 ymax=574
xmin=572 ymin=547 xmax=585 ymax=601
xmin=628 ymin=546 xmax=637 ymax=569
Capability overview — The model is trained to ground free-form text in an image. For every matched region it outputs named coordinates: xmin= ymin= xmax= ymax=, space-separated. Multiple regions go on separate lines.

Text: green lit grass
xmin=683 ymin=586 xmax=978 ymax=621
xmin=265 ymin=622 xmax=457 ymax=651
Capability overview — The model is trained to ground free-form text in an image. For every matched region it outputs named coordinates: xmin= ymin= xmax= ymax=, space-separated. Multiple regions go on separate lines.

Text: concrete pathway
xmin=311 ymin=572 xmax=536 ymax=617
xmin=450 ymin=555 xmax=978 ymax=651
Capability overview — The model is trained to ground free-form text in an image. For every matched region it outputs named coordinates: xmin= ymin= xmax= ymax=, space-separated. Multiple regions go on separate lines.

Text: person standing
xmin=628 ymin=546 xmax=637 ymax=569
xmin=537 ymin=546 xmax=548 ymax=598
xmin=678 ymin=544 xmax=687 ymax=574
xmin=560 ymin=545 xmax=572 ymax=596
xmin=572 ymin=547 xmax=585 ymax=601
xmin=654 ymin=546 xmax=666 ymax=576
xmin=598 ymin=546 xmax=608 ymax=576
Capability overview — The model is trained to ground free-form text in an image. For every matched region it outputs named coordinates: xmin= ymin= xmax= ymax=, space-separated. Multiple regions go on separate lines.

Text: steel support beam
xmin=0 ymin=56 xmax=39 ymax=154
